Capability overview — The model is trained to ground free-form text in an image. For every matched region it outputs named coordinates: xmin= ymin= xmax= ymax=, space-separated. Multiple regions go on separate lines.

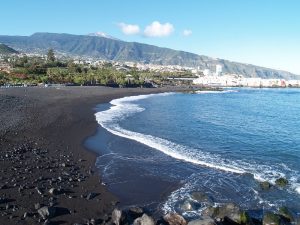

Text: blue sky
xmin=1 ymin=0 xmax=300 ymax=74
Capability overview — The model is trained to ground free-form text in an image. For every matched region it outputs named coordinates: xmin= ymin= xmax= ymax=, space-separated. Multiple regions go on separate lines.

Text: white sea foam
xmin=95 ymin=92 xmax=299 ymax=194
xmin=295 ymin=186 xmax=300 ymax=194
xmin=196 ymin=90 xmax=238 ymax=94
xmin=96 ymin=93 xmax=245 ymax=174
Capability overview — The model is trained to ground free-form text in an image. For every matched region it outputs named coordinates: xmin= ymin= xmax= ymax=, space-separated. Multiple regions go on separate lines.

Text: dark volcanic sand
xmin=0 ymin=86 xmax=186 ymax=225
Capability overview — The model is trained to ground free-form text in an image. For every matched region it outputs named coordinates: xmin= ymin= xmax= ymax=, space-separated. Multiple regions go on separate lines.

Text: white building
xmin=203 ymin=69 xmax=210 ymax=76
xmin=215 ymin=65 xmax=222 ymax=76
xmin=240 ymin=78 xmax=262 ymax=87
xmin=287 ymin=80 xmax=300 ymax=87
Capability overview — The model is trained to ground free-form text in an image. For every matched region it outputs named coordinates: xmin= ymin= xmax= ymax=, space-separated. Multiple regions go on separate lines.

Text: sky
xmin=1 ymin=0 xmax=300 ymax=74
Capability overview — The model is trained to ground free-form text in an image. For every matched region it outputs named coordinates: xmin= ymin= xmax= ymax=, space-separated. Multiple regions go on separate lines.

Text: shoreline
xmin=1 ymin=86 xmax=298 ymax=225
xmin=86 ymin=88 xmax=300 ymax=224
xmin=0 ymin=86 xmax=188 ymax=224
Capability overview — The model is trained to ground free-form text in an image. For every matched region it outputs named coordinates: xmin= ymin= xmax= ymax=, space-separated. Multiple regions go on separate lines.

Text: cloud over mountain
xmin=118 ymin=23 xmax=140 ymax=35
xmin=144 ymin=21 xmax=174 ymax=37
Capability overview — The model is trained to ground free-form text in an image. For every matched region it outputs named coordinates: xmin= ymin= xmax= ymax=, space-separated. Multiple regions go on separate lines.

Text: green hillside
xmin=0 ymin=33 xmax=298 ymax=79
xmin=0 ymin=43 xmax=19 ymax=54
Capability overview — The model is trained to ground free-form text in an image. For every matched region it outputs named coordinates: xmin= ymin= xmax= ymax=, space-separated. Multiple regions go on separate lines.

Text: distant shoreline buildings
xmin=1 ymin=53 xmax=300 ymax=88
xmin=193 ymin=65 xmax=300 ymax=88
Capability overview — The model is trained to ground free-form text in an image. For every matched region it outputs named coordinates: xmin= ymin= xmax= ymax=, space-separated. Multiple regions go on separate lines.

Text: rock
xmin=275 ymin=178 xmax=288 ymax=187
xmin=112 ymin=208 xmax=122 ymax=225
xmin=163 ymin=213 xmax=187 ymax=225
xmin=35 ymin=187 xmax=43 ymax=195
xmin=180 ymin=200 xmax=194 ymax=212
xmin=86 ymin=192 xmax=97 ymax=200
xmin=23 ymin=212 xmax=31 ymax=219
xmin=90 ymin=218 xmax=96 ymax=225
xmin=12 ymin=205 xmax=19 ymax=211
xmin=0 ymin=184 xmax=8 ymax=189
xmin=260 ymin=181 xmax=272 ymax=190
xmin=188 ymin=217 xmax=216 ymax=225
xmin=49 ymin=188 xmax=59 ymax=195
xmin=203 ymin=203 xmax=241 ymax=223
xmin=278 ymin=207 xmax=294 ymax=222
xmin=190 ymin=192 xmax=213 ymax=206
xmin=134 ymin=214 xmax=155 ymax=225
xmin=239 ymin=211 xmax=252 ymax=225
xmin=34 ymin=203 xmax=41 ymax=210
xmin=263 ymin=212 xmax=280 ymax=225
xmin=37 ymin=206 xmax=56 ymax=220
xmin=0 ymin=197 xmax=6 ymax=204
xmin=128 ymin=206 xmax=144 ymax=218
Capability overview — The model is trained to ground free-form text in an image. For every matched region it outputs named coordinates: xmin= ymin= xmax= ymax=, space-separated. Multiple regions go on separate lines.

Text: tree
xmin=47 ymin=49 xmax=55 ymax=62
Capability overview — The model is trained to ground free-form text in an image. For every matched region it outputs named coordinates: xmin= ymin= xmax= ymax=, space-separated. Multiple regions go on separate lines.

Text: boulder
xmin=37 ymin=206 xmax=56 ymax=220
xmin=112 ymin=208 xmax=122 ymax=225
xmin=163 ymin=213 xmax=187 ymax=225
xmin=188 ymin=217 xmax=216 ymax=225
xmin=239 ymin=211 xmax=252 ymax=225
xmin=203 ymin=203 xmax=241 ymax=223
xmin=275 ymin=178 xmax=288 ymax=187
xmin=180 ymin=200 xmax=194 ymax=212
xmin=263 ymin=212 xmax=280 ymax=225
xmin=278 ymin=207 xmax=294 ymax=222
xmin=128 ymin=206 xmax=144 ymax=218
xmin=260 ymin=181 xmax=272 ymax=190
xmin=133 ymin=214 xmax=155 ymax=225
xmin=190 ymin=192 xmax=213 ymax=206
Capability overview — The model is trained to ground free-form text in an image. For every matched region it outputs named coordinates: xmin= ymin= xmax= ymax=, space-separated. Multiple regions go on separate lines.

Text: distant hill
xmin=0 ymin=32 xmax=298 ymax=79
xmin=0 ymin=43 xmax=19 ymax=54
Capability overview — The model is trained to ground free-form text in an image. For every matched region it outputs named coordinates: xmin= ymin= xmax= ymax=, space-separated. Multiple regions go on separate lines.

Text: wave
xmin=94 ymin=93 xmax=299 ymax=194
xmin=195 ymin=90 xmax=238 ymax=94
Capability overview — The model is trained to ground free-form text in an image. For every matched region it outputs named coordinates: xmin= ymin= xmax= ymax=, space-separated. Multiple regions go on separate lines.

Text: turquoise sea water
xmin=90 ymin=88 xmax=300 ymax=217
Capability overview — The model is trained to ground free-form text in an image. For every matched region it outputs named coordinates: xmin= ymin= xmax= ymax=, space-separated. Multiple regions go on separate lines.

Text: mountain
xmin=0 ymin=43 xmax=19 ymax=54
xmin=87 ymin=32 xmax=120 ymax=40
xmin=0 ymin=32 xmax=298 ymax=79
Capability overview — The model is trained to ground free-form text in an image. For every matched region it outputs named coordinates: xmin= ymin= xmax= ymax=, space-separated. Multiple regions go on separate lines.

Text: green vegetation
xmin=0 ymin=32 xmax=299 ymax=80
xmin=0 ymin=44 xmax=19 ymax=54
xmin=47 ymin=48 xmax=56 ymax=62
xmin=0 ymin=50 xmax=193 ymax=87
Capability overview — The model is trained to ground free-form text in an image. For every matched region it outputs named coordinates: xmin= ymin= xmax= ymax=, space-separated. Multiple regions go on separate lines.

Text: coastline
xmin=0 ymin=86 xmax=188 ymax=224
xmin=86 ymin=88 xmax=300 ymax=224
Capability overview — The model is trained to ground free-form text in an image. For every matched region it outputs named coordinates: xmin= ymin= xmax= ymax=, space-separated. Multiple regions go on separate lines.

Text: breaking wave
xmin=95 ymin=92 xmax=299 ymax=194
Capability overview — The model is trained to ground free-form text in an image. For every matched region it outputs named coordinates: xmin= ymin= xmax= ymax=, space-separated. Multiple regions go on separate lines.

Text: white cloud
xmin=118 ymin=22 xmax=140 ymax=35
xmin=144 ymin=21 xmax=174 ymax=37
xmin=183 ymin=29 xmax=192 ymax=37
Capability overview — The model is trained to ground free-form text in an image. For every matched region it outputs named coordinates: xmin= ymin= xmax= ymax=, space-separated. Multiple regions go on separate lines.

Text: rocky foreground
xmin=95 ymin=202 xmax=297 ymax=225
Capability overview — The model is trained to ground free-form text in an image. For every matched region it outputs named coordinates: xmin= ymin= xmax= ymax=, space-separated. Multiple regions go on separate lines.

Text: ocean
xmin=85 ymin=88 xmax=300 ymax=218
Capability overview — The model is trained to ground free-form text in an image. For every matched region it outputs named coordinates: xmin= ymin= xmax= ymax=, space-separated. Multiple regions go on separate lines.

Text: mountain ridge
xmin=0 ymin=32 xmax=298 ymax=79
xmin=0 ymin=43 xmax=19 ymax=54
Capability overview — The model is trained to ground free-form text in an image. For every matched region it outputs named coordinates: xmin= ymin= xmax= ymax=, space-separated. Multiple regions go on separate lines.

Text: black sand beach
xmin=0 ymin=86 xmax=184 ymax=225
